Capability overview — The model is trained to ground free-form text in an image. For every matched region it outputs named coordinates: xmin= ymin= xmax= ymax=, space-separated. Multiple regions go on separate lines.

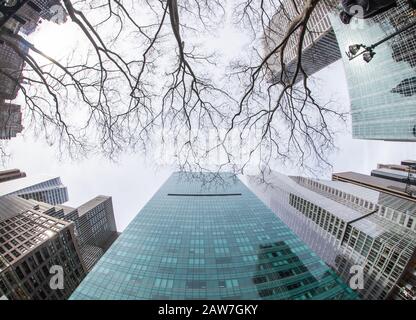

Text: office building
xmin=0 ymin=17 xmax=27 ymax=141
xmin=0 ymin=193 xmax=119 ymax=299
xmin=55 ymin=196 xmax=119 ymax=271
xmin=265 ymin=0 xmax=341 ymax=83
xmin=0 ymin=175 xmax=68 ymax=205
xmin=402 ymin=160 xmax=416 ymax=166
xmin=0 ymin=39 xmax=28 ymax=101
xmin=249 ymin=171 xmax=416 ymax=299
xmin=1 ymin=0 xmax=67 ymax=35
xmin=330 ymin=0 xmax=416 ymax=141
xmin=71 ymin=172 xmax=356 ymax=300
xmin=27 ymin=196 xmax=118 ymax=271
xmin=26 ymin=196 xmax=118 ymax=272
xmin=333 ymin=171 xmax=416 ymax=202
xmin=0 ymin=169 xmax=26 ymax=183
xmin=0 ymin=102 xmax=24 ymax=139
xmin=377 ymin=163 xmax=416 ymax=174
xmin=371 ymin=168 xmax=416 ymax=186
xmin=0 ymin=0 xmax=68 ymax=140
xmin=0 ymin=170 xmax=118 ymax=271
xmin=0 ymin=195 xmax=86 ymax=300
xmin=371 ymin=160 xmax=416 ymax=187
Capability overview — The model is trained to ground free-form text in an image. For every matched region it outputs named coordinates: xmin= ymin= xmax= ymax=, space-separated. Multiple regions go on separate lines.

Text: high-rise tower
xmin=330 ymin=0 xmax=416 ymax=141
xmin=0 ymin=171 xmax=119 ymax=275
xmin=0 ymin=195 xmax=86 ymax=300
xmin=0 ymin=169 xmax=26 ymax=183
xmin=55 ymin=196 xmax=119 ymax=272
xmin=71 ymin=172 xmax=356 ymax=300
xmin=265 ymin=0 xmax=341 ymax=83
xmin=249 ymin=170 xmax=416 ymax=300
xmin=0 ymin=175 xmax=68 ymax=205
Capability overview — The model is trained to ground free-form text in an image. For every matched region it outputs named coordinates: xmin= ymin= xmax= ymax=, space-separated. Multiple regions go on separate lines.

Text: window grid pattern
xmin=0 ymin=39 xmax=27 ymax=100
xmin=71 ymin=172 xmax=356 ymax=300
xmin=265 ymin=0 xmax=341 ymax=83
xmin=0 ymin=103 xmax=23 ymax=140
xmin=294 ymin=176 xmax=416 ymax=300
xmin=295 ymin=176 xmax=416 ymax=233
xmin=6 ymin=177 xmax=68 ymax=205
xmin=0 ymin=210 xmax=86 ymax=300
xmin=249 ymin=173 xmax=416 ymax=300
xmin=330 ymin=0 xmax=416 ymax=141
xmin=74 ymin=197 xmax=118 ymax=271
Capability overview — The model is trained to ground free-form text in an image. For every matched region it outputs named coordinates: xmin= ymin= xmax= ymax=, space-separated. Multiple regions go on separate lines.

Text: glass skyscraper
xmin=249 ymin=171 xmax=416 ymax=300
xmin=330 ymin=0 xmax=416 ymax=141
xmin=65 ymin=196 xmax=119 ymax=272
xmin=71 ymin=172 xmax=356 ymax=300
xmin=0 ymin=175 xmax=68 ymax=205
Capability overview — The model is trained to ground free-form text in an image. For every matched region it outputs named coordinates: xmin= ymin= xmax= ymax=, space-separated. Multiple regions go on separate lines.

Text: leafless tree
xmin=0 ymin=0 xmax=347 ymax=177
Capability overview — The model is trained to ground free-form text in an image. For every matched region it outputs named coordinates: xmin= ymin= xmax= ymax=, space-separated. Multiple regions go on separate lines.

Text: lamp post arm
xmin=370 ymin=20 xmax=416 ymax=49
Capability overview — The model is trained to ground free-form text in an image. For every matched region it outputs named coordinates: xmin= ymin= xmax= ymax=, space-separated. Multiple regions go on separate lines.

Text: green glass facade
xmin=70 ymin=172 xmax=356 ymax=300
xmin=330 ymin=3 xmax=416 ymax=141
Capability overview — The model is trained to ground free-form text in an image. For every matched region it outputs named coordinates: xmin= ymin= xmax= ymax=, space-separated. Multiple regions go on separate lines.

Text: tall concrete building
xmin=0 ymin=34 xmax=26 ymax=140
xmin=377 ymin=162 xmax=416 ymax=174
xmin=1 ymin=0 xmax=67 ymax=33
xmin=16 ymin=196 xmax=119 ymax=272
xmin=0 ymin=39 xmax=27 ymax=101
xmin=0 ymin=168 xmax=26 ymax=183
xmin=0 ymin=195 xmax=86 ymax=300
xmin=71 ymin=172 xmax=356 ymax=300
xmin=371 ymin=168 xmax=416 ymax=186
xmin=249 ymin=171 xmax=416 ymax=300
xmin=0 ymin=102 xmax=24 ymax=139
xmin=0 ymin=0 xmax=68 ymax=140
xmin=0 ymin=186 xmax=119 ymax=299
xmin=402 ymin=160 xmax=416 ymax=166
xmin=0 ymin=175 xmax=69 ymax=205
xmin=52 ymin=196 xmax=119 ymax=271
xmin=265 ymin=0 xmax=341 ymax=84
xmin=333 ymin=171 xmax=416 ymax=203
xmin=370 ymin=160 xmax=416 ymax=187
xmin=0 ymin=170 xmax=119 ymax=272
xmin=0 ymin=169 xmax=118 ymax=271
xmin=330 ymin=0 xmax=416 ymax=141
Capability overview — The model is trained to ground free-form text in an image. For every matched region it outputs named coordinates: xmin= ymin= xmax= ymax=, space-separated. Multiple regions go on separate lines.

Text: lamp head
xmin=363 ymin=50 xmax=375 ymax=63
xmin=348 ymin=44 xmax=361 ymax=56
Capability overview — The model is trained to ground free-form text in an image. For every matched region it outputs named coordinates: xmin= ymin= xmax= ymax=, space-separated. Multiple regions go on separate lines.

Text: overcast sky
xmin=3 ymin=17 xmax=416 ymax=232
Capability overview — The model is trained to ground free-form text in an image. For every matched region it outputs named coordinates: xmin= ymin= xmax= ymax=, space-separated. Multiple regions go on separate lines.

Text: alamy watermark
xmin=349 ymin=265 xmax=365 ymax=290
xmin=49 ymin=265 xmax=64 ymax=290
xmin=48 ymin=4 xmax=67 ymax=24
xmin=347 ymin=5 xmax=367 ymax=30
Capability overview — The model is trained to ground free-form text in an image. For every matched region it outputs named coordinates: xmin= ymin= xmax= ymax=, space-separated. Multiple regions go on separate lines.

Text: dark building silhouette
xmin=0 ymin=0 xmax=68 ymax=140
xmin=0 ymin=102 xmax=24 ymax=139
xmin=0 ymin=169 xmax=26 ymax=183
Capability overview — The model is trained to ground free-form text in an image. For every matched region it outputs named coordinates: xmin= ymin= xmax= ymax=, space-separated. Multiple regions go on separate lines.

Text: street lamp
xmin=348 ymin=44 xmax=361 ymax=56
xmin=346 ymin=43 xmax=376 ymax=63
xmin=346 ymin=19 xmax=416 ymax=63
xmin=362 ymin=50 xmax=375 ymax=63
